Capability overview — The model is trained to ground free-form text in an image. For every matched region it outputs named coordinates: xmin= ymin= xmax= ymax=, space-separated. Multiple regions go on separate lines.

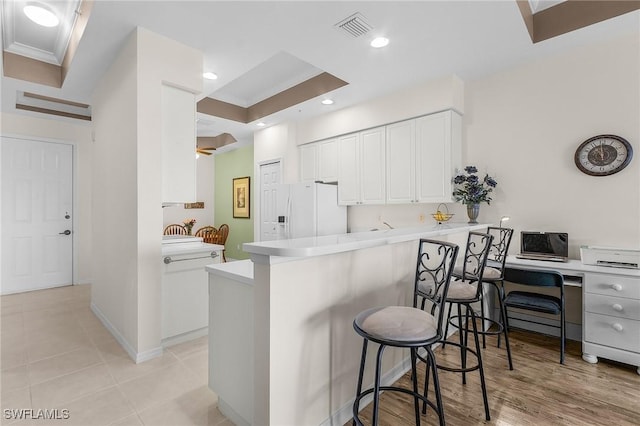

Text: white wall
xmin=162 ymin=153 xmax=215 ymax=230
xmin=91 ymin=30 xmax=140 ymax=355
xmin=0 ymin=112 xmax=93 ymax=284
xmin=296 ymin=74 xmax=465 ymax=144
xmin=465 ymin=33 xmax=640 ymax=257
xmin=92 ymin=27 xmax=202 ymax=360
xmin=263 ymin=34 xmax=639 ymax=257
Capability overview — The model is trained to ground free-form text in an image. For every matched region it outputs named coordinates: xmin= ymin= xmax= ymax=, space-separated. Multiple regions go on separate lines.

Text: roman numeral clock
xmin=574 ymin=134 xmax=633 ymax=176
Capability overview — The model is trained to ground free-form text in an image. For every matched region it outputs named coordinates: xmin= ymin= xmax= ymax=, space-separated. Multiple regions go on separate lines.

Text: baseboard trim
xmin=162 ymin=327 xmax=208 ymax=348
xmin=90 ymin=302 xmax=163 ymax=363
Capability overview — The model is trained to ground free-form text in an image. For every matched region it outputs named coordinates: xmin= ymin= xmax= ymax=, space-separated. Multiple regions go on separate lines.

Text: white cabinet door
xmin=299 ymin=143 xmax=317 ymax=182
xmin=415 ymin=110 xmax=461 ymax=203
xmin=162 ymin=84 xmax=196 ymax=203
xmin=360 ymin=127 xmax=386 ymax=204
xmin=386 ymin=120 xmax=415 ymax=204
xmin=317 ymin=138 xmax=338 ymax=183
xmin=337 ymin=133 xmax=359 ymax=205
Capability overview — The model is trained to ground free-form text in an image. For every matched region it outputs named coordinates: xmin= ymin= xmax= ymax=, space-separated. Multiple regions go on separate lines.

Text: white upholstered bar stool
xmin=352 ymin=239 xmax=459 ymax=426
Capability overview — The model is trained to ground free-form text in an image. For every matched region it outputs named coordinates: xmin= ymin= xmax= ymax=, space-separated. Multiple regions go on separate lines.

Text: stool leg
xmin=480 ymin=282 xmax=487 ymax=349
xmin=457 ymin=303 xmax=467 ymax=385
xmin=353 ymin=339 xmax=368 ymax=426
xmin=442 ymin=302 xmax=453 ymax=348
xmin=496 ymin=283 xmax=513 ymax=370
xmin=422 ymin=348 xmax=431 ymax=415
xmin=372 ymin=344 xmax=386 ymax=426
xmin=470 ymin=306 xmax=491 ymax=421
xmin=427 ymin=347 xmax=446 ymax=426
xmin=410 ymin=348 xmax=421 ymax=426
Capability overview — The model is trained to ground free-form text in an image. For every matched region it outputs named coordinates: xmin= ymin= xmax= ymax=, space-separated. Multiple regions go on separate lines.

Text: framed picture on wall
xmin=233 ymin=176 xmax=250 ymax=218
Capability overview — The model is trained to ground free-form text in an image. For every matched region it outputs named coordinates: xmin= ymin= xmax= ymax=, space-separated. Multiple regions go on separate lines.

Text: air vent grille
xmin=334 ymin=13 xmax=372 ymax=38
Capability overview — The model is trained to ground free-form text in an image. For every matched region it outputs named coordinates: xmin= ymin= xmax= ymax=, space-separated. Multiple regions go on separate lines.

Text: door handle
xmin=59 ymin=230 xmax=71 ymax=235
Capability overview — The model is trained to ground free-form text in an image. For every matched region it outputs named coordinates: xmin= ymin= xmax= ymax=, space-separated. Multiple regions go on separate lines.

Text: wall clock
xmin=574 ymin=134 xmax=633 ymax=176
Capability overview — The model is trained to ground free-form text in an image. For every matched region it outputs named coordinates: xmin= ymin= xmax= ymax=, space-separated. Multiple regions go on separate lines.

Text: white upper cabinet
xmin=317 ymin=138 xmax=339 ymax=183
xmin=386 ymin=120 xmax=416 ymax=203
xmin=299 ymin=138 xmax=339 ymax=183
xmin=299 ymin=143 xmax=318 ymax=182
xmin=338 ymin=127 xmax=386 ymax=205
xmin=416 ymin=110 xmax=461 ymax=203
xmin=386 ymin=110 xmax=461 ymax=204
xmin=162 ymin=84 xmax=196 ymax=203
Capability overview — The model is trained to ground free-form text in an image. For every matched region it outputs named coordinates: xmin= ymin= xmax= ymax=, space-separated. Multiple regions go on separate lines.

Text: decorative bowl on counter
xmin=431 ymin=203 xmax=454 ymax=224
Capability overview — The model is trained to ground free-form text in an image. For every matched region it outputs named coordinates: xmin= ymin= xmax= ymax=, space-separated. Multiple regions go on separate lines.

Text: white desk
xmin=505 ymin=256 xmax=640 ymax=375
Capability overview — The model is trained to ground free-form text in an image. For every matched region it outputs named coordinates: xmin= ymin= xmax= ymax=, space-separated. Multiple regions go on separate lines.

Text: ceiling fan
xmin=196 ymin=147 xmax=215 ymax=156
xmin=196 ymin=133 xmax=237 ymax=156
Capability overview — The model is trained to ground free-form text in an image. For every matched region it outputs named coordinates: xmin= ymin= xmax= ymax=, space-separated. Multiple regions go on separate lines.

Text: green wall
xmin=214 ymin=145 xmax=254 ymax=260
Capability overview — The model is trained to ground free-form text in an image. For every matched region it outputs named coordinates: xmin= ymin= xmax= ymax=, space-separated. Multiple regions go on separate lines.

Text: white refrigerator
xmin=276 ymin=182 xmax=347 ymax=239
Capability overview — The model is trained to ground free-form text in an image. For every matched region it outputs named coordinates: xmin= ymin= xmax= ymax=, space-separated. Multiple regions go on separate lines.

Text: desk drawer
xmin=584 ymin=274 xmax=640 ymax=300
xmin=584 ymin=313 xmax=640 ymax=353
xmin=585 ymin=293 xmax=640 ymax=320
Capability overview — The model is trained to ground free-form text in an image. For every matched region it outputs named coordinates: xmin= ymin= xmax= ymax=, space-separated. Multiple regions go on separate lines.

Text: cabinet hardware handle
xmin=610 ymin=284 xmax=623 ymax=291
xmin=612 ymin=303 xmax=623 ymax=312
xmin=163 ymin=252 xmax=219 ymax=264
xmin=612 ymin=323 xmax=623 ymax=332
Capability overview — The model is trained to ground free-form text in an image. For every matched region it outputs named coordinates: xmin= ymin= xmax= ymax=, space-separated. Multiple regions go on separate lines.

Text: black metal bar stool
xmin=437 ymin=231 xmax=493 ymax=421
xmin=451 ymin=226 xmax=514 ymax=369
xmin=352 ymin=239 xmax=459 ymax=426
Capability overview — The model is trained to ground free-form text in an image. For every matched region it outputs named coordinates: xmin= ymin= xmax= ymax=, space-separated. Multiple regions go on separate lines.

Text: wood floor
xmin=351 ymin=330 xmax=640 ymax=426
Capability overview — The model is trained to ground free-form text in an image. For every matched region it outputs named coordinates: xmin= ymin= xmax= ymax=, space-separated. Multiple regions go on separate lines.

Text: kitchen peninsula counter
xmin=243 ymin=222 xmax=487 ymax=260
xmin=208 ymin=223 xmax=487 ymax=426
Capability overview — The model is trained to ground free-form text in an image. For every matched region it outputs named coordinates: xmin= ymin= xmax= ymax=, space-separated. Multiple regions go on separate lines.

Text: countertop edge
xmin=243 ymin=223 xmax=489 ymax=258
xmin=206 ymin=259 xmax=254 ymax=285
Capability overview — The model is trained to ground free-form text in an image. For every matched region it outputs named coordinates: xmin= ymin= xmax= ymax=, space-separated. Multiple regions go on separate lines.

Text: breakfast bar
xmin=206 ymin=223 xmax=487 ymax=426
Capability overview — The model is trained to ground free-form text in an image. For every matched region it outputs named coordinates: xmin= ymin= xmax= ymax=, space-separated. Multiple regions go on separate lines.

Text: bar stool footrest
xmin=353 ymin=385 xmax=442 ymax=426
xmin=448 ymin=314 xmax=505 ymax=336
xmin=435 ymin=341 xmax=482 ymax=373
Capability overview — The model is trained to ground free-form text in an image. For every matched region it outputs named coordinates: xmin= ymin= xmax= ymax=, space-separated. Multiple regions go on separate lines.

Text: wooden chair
xmin=195 ymin=226 xmax=217 ymax=244
xmin=214 ymin=224 xmax=229 ymax=262
xmin=163 ymin=224 xmax=186 ymax=235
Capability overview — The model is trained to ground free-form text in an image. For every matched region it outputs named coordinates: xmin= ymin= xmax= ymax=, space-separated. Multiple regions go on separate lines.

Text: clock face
xmin=574 ymin=134 xmax=633 ymax=176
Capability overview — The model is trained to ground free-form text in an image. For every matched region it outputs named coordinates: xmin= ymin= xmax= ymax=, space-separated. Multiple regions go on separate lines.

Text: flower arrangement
xmin=452 ymin=166 xmax=498 ymax=205
xmin=183 ymin=218 xmax=196 ymax=235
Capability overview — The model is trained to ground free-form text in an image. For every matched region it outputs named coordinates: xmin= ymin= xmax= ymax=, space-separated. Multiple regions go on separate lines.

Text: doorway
xmin=259 ymin=161 xmax=281 ymax=241
xmin=1 ymin=137 xmax=74 ymax=294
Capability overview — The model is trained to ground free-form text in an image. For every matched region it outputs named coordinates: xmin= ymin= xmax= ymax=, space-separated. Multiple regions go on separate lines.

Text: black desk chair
xmin=503 ymin=267 xmax=566 ymax=364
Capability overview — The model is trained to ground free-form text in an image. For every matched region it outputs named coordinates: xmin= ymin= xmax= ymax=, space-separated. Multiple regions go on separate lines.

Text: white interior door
xmin=260 ymin=161 xmax=281 ymax=241
xmin=1 ymin=137 xmax=73 ymax=294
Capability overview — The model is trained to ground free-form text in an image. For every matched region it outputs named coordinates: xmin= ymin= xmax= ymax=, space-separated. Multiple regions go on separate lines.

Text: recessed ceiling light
xmin=23 ymin=4 xmax=59 ymax=27
xmin=256 ymin=122 xmax=266 ymax=127
xmin=321 ymin=99 xmax=334 ymax=105
xmin=203 ymin=72 xmax=218 ymax=80
xmin=370 ymin=37 xmax=389 ymax=48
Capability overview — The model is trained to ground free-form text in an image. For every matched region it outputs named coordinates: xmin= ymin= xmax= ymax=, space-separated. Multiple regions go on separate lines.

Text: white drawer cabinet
xmin=582 ymin=271 xmax=640 ymax=374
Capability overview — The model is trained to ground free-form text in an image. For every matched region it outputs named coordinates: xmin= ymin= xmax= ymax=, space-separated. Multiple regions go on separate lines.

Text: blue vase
xmin=467 ymin=204 xmax=480 ymax=224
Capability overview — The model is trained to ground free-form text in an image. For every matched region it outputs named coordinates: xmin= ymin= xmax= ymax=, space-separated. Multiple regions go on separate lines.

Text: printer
xmin=580 ymin=246 xmax=640 ymax=269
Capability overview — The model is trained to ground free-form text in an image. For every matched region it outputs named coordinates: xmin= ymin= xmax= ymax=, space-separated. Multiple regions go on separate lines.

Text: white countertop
xmin=506 ymin=255 xmax=640 ymax=277
xmin=206 ymin=259 xmax=254 ymax=285
xmin=243 ymin=222 xmax=488 ymax=258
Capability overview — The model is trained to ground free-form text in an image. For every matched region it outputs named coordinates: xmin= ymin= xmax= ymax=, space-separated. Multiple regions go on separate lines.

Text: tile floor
xmin=0 ymin=284 xmax=232 ymax=426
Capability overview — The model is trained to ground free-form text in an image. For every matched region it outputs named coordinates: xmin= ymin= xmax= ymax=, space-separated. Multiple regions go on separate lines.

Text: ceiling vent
xmin=334 ymin=13 xmax=372 ymax=38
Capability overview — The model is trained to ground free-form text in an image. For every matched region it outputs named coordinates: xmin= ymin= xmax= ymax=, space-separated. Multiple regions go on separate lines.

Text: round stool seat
xmin=354 ymin=306 xmax=438 ymax=345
